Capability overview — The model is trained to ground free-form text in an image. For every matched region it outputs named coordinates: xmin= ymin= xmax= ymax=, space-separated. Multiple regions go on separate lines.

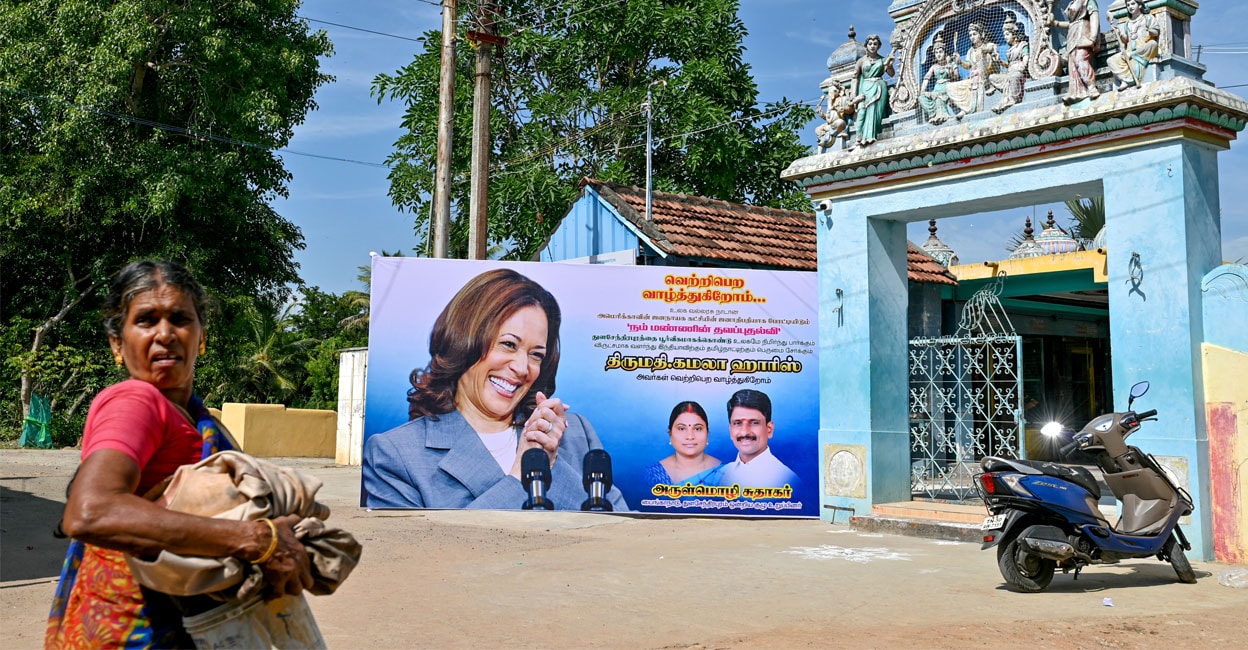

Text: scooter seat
xmin=983 ymin=456 xmax=1103 ymax=496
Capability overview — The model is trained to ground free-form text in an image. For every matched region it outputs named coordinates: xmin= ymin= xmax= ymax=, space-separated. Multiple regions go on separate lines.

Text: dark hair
xmin=726 ymin=389 xmax=772 ymax=422
xmin=101 ymin=260 xmax=211 ymax=337
xmin=407 ymin=268 xmax=562 ymax=423
xmin=667 ymin=401 xmax=709 ymax=431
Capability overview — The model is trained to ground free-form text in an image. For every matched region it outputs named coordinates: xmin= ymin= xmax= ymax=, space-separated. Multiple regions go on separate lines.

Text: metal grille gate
xmin=908 ymin=277 xmax=1023 ymax=501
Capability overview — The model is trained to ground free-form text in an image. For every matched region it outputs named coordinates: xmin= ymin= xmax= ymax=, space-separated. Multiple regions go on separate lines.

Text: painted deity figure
xmin=1052 ymin=0 xmax=1102 ymax=104
xmin=919 ymin=34 xmax=961 ymax=125
xmin=987 ymin=16 xmax=1030 ymax=114
xmin=1107 ymin=0 xmax=1160 ymax=91
xmin=946 ymin=21 xmax=1000 ymax=117
xmin=851 ymin=33 xmax=895 ymax=147
xmin=815 ymin=79 xmax=862 ymax=149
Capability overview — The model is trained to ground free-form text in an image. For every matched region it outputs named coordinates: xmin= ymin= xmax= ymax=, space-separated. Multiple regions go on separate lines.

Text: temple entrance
xmin=908 ymin=277 xmax=1023 ymax=500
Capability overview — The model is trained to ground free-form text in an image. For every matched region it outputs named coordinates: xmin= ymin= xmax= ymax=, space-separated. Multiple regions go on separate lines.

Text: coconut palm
xmin=1065 ymin=196 xmax=1105 ymax=247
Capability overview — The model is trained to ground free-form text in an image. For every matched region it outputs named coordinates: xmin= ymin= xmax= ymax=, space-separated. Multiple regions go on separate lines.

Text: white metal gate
xmin=908 ymin=277 xmax=1023 ymax=500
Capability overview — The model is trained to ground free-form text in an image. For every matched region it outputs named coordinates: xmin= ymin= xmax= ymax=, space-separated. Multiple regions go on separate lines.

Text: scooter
xmin=975 ymin=381 xmax=1196 ymax=592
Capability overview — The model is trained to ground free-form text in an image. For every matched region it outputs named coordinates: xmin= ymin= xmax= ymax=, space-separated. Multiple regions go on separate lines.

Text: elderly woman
xmin=363 ymin=268 xmax=628 ymax=511
xmin=645 ymin=401 xmax=724 ymax=486
xmin=47 ymin=261 xmax=311 ymax=648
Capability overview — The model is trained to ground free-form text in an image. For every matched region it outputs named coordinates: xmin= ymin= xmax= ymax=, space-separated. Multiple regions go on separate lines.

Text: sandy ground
xmin=3 ymin=449 xmax=1246 ymax=649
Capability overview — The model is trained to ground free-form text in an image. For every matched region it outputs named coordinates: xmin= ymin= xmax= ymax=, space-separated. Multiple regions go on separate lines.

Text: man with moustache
xmin=719 ymin=389 xmax=798 ymax=489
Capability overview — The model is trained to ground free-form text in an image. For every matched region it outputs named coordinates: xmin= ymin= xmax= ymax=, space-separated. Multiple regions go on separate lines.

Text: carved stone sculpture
xmin=1052 ymin=0 xmax=1101 ymax=104
xmin=1106 ymin=0 xmax=1159 ymax=91
xmin=816 ymin=78 xmax=862 ymax=149
xmin=919 ymin=34 xmax=961 ymax=124
xmin=946 ymin=21 xmax=999 ymax=116
xmin=988 ymin=14 xmax=1030 ymax=113
xmin=851 ymin=34 xmax=896 ymax=147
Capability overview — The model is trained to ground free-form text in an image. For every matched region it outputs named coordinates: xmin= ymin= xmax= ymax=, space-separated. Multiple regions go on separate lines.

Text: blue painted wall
xmin=543 ymin=187 xmax=641 ymax=262
xmin=816 ymin=136 xmax=1227 ymax=558
xmin=1202 ymin=264 xmax=1248 ymax=352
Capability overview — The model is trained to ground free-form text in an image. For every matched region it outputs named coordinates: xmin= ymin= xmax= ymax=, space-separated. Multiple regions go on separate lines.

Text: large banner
xmin=362 ymin=258 xmax=819 ymax=516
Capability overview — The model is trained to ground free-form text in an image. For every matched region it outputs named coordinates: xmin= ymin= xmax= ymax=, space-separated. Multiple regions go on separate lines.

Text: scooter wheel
xmin=1164 ymin=535 xmax=1196 ymax=584
xmin=997 ymin=537 xmax=1055 ymax=592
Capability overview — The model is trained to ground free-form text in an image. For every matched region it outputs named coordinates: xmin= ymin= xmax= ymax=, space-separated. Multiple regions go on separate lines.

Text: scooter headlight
xmin=1041 ymin=421 xmax=1064 ymax=437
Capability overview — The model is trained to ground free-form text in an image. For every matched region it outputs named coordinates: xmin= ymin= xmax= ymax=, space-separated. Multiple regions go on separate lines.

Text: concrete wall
xmin=1201 ymin=263 xmax=1248 ymax=562
xmin=1203 ymin=344 xmax=1247 ymax=563
xmin=336 ymin=348 xmax=368 ymax=466
xmin=220 ymin=403 xmax=336 ymax=458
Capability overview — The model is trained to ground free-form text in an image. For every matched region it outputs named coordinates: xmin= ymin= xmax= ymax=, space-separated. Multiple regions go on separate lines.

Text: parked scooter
xmin=975 ymin=381 xmax=1196 ymax=592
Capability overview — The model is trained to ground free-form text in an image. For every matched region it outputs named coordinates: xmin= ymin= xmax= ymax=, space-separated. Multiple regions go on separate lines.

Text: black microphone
xmin=521 ymin=448 xmax=554 ymax=510
xmin=581 ymin=449 xmax=614 ymax=512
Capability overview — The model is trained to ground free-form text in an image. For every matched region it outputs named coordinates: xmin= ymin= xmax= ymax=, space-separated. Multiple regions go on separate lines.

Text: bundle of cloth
xmin=127 ymin=450 xmax=362 ymax=602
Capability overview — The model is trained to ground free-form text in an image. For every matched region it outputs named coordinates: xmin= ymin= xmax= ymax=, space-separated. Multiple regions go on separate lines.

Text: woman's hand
xmin=518 ymin=391 xmax=568 ymax=468
xmin=254 ymin=514 xmax=314 ymax=600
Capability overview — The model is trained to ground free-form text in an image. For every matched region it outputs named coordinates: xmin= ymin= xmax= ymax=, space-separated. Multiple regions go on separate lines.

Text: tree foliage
xmin=1 ymin=0 xmax=332 ymax=439
xmin=373 ymin=0 xmax=815 ymax=259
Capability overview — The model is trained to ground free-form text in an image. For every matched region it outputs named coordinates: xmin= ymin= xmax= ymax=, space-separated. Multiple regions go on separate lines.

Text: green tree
xmin=1 ymin=0 xmax=333 ymax=427
xmin=373 ymin=0 xmax=814 ymax=259
xmin=1065 ymin=196 xmax=1105 ymax=245
xmin=286 ymin=286 xmax=369 ymax=410
xmin=212 ymin=296 xmax=315 ymax=404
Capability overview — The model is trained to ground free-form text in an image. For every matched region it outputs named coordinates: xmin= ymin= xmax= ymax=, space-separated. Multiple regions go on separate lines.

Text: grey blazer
xmin=362 ymin=409 xmax=629 ymax=511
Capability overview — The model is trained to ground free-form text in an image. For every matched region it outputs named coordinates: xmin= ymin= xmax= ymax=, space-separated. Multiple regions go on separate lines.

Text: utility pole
xmin=433 ymin=0 xmax=457 ymax=258
xmin=644 ymin=80 xmax=665 ymax=221
xmin=467 ymin=2 xmax=504 ymax=260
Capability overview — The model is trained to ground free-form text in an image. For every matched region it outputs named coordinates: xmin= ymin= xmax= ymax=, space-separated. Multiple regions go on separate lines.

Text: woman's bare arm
xmin=63 ymin=449 xmax=312 ymax=596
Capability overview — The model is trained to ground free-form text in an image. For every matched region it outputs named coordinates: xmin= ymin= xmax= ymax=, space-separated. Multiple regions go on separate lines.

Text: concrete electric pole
xmin=467 ymin=3 xmax=503 ymax=260
xmin=432 ymin=0 xmax=457 ymax=259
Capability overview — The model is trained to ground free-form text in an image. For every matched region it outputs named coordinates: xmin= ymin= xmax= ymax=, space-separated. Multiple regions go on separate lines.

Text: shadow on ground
xmin=1 ymin=484 xmax=70 ymax=582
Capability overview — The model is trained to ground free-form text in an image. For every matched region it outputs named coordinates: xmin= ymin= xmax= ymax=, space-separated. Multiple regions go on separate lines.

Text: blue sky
xmin=276 ymin=0 xmax=1248 ymax=295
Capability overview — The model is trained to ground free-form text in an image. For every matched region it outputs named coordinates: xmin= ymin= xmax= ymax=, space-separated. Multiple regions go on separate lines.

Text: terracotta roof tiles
xmin=579 ymin=178 xmax=956 ymax=285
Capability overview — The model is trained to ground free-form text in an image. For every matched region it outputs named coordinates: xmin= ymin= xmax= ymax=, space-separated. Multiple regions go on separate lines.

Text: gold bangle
xmin=254 ymin=518 xmax=279 ymax=565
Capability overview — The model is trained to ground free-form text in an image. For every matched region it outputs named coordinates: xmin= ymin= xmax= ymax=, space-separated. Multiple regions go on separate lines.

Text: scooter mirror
xmin=1128 ymin=381 xmax=1150 ymax=409
xmin=1041 ymin=422 xmax=1064 ymax=437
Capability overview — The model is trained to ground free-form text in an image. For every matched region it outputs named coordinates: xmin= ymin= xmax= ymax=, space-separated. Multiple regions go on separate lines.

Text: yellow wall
xmin=218 ymin=403 xmax=337 ymax=458
xmin=1202 ymin=344 xmax=1248 ymax=563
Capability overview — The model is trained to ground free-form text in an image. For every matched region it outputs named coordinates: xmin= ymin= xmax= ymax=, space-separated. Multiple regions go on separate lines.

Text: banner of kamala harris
xmin=361 ymin=257 xmax=819 ymax=517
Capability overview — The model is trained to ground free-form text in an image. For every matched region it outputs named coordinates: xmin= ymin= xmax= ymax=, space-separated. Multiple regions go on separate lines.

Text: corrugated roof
xmin=580 ymin=178 xmax=956 ymax=284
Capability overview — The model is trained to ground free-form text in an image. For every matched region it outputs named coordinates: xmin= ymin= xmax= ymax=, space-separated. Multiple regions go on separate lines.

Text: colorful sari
xmin=45 ymin=395 xmax=233 ymax=649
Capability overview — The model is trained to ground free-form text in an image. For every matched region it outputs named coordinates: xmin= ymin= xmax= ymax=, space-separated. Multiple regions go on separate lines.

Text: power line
xmin=300 ymin=17 xmax=424 ymax=43
xmin=2 ymin=85 xmax=389 ymax=168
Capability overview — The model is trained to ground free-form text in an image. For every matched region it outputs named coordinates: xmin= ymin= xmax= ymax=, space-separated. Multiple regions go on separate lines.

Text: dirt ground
xmin=3 ymin=449 xmax=1246 ymax=649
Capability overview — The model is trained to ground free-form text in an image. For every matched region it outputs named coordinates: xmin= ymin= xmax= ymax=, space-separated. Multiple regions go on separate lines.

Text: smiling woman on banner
xmin=362 ymin=268 xmax=629 ymax=510
xmin=46 ymin=260 xmax=312 ymax=648
xmin=645 ymin=401 xmax=724 ymax=486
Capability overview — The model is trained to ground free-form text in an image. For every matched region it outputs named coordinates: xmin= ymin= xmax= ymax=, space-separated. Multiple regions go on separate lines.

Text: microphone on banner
xmin=521 ymin=448 xmax=554 ymax=510
xmin=580 ymin=449 xmax=614 ymax=512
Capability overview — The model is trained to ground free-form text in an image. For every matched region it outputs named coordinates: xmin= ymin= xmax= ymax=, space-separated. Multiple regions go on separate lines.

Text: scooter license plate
xmin=982 ymin=514 xmax=1006 ymax=530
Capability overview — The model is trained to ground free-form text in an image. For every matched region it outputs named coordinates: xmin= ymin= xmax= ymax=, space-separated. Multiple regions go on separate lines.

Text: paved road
xmin=3 ymin=449 xmax=1245 ymax=649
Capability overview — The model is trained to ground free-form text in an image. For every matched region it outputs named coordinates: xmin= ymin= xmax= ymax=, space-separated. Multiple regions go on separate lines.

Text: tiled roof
xmin=907 ymin=242 xmax=959 ymax=286
xmin=583 ymin=178 xmax=816 ymax=270
xmin=580 ymin=178 xmax=956 ymax=284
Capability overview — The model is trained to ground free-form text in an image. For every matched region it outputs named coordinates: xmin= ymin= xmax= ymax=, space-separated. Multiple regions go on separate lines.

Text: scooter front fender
xmin=980 ymin=509 xmax=1029 ymax=550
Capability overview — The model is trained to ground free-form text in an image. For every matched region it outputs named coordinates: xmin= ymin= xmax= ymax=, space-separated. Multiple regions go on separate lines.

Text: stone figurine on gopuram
xmin=987 ymin=14 xmax=1030 ymax=114
xmin=1051 ymin=0 xmax=1102 ymax=104
xmin=816 ymin=78 xmax=862 ymax=149
xmin=1107 ymin=0 xmax=1160 ymax=92
xmin=850 ymin=34 xmax=895 ymax=147
xmin=947 ymin=21 xmax=999 ymax=116
xmin=918 ymin=33 xmax=961 ymax=125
